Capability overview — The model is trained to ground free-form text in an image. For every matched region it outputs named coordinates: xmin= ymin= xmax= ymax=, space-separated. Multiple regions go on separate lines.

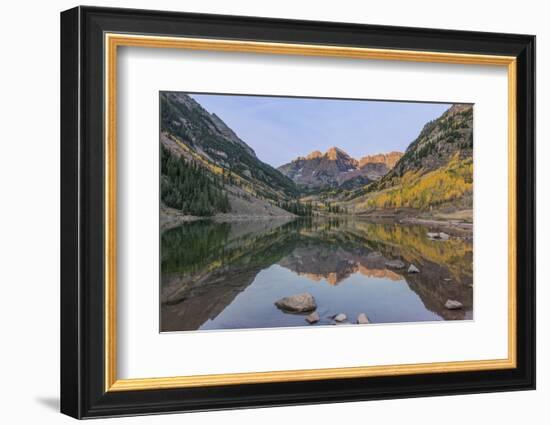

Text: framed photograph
xmin=60 ymin=6 xmax=535 ymax=419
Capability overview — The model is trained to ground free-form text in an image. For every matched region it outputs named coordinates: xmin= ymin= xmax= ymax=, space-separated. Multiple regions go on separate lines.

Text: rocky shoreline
xmin=160 ymin=206 xmax=296 ymax=231
xmin=162 ymin=208 xmax=474 ymax=241
xmin=354 ymin=208 xmax=473 ymax=239
xmin=400 ymin=217 xmax=472 ymax=239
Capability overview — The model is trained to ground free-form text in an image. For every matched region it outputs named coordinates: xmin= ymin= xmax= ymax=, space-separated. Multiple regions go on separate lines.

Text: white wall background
xmin=0 ymin=0 xmax=545 ymax=423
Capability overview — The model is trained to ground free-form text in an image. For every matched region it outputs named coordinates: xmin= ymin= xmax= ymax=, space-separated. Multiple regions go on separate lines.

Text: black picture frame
xmin=61 ymin=5 xmax=535 ymax=419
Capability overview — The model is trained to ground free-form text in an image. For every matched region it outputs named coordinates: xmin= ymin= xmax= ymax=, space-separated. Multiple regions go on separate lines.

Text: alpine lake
xmin=160 ymin=217 xmax=473 ymax=332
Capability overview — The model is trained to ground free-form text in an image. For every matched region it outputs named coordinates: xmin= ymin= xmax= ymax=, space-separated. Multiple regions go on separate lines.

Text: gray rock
xmin=443 ymin=278 xmax=452 ymax=282
xmin=357 ymin=313 xmax=370 ymax=324
xmin=385 ymin=259 xmax=405 ymax=269
xmin=305 ymin=312 xmax=320 ymax=324
xmin=275 ymin=293 xmax=317 ymax=313
xmin=408 ymin=264 xmax=420 ymax=273
xmin=427 ymin=232 xmax=440 ymax=239
xmin=334 ymin=313 xmax=347 ymax=322
xmin=439 ymin=232 xmax=450 ymax=240
xmin=445 ymin=299 xmax=463 ymax=310
xmin=367 ymin=251 xmax=383 ymax=259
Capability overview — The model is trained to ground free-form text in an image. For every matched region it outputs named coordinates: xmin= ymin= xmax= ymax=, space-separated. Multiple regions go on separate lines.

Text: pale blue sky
xmin=190 ymin=93 xmax=452 ymax=168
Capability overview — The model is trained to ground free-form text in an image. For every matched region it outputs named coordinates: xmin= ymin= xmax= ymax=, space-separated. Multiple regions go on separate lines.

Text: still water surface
xmin=161 ymin=218 xmax=473 ymax=332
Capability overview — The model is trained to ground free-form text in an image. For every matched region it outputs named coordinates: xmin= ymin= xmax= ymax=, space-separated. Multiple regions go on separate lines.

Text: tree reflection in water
xmin=161 ymin=217 xmax=473 ymax=332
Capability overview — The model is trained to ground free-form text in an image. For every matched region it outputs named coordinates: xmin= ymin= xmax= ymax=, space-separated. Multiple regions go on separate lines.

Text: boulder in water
xmin=408 ymin=264 xmax=420 ymax=273
xmin=275 ymin=293 xmax=317 ymax=313
xmin=334 ymin=313 xmax=347 ymax=322
xmin=445 ymin=299 xmax=463 ymax=310
xmin=385 ymin=259 xmax=405 ymax=269
xmin=305 ymin=312 xmax=320 ymax=324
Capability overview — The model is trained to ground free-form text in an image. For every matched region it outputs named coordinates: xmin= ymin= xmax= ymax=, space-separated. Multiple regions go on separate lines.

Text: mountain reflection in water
xmin=160 ymin=218 xmax=473 ymax=332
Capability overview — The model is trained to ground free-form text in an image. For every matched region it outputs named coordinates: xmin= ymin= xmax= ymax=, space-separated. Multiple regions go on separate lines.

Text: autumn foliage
xmin=362 ymin=154 xmax=473 ymax=210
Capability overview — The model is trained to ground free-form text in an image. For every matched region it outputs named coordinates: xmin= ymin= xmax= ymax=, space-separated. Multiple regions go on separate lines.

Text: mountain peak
xmin=306 ymin=150 xmax=323 ymax=160
xmin=358 ymin=151 xmax=403 ymax=169
xmin=447 ymin=104 xmax=471 ymax=115
xmin=326 ymin=146 xmax=349 ymax=160
xmin=279 ymin=146 xmax=402 ymax=188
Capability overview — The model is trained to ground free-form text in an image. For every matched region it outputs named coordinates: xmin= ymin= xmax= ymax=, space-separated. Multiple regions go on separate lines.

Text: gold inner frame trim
xmin=104 ymin=33 xmax=518 ymax=392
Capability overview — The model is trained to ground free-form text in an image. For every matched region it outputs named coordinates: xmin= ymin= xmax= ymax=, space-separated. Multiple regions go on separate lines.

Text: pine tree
xmin=160 ymin=145 xmax=232 ymax=216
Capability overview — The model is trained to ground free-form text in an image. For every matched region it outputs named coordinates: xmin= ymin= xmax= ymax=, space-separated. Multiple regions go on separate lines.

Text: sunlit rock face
xmin=277 ymin=147 xmax=403 ymax=189
xmin=358 ymin=152 xmax=403 ymax=169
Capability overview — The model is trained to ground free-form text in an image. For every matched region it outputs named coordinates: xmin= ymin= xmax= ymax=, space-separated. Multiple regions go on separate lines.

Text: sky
xmin=190 ymin=93 xmax=452 ymax=168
